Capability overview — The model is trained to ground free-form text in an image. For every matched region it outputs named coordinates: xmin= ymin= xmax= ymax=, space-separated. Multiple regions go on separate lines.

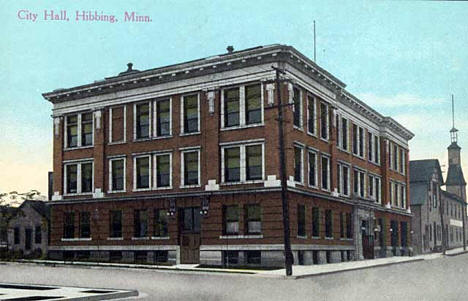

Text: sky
xmin=1 ymin=0 xmax=467 ymax=196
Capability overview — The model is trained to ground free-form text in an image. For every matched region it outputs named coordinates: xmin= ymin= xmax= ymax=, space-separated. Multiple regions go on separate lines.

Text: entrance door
xmin=361 ymin=220 xmax=374 ymax=259
xmin=179 ymin=207 xmax=201 ymax=264
xmin=25 ymin=228 xmax=32 ymax=251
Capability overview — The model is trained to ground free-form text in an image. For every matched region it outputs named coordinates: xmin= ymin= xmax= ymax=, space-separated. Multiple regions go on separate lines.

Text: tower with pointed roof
xmin=445 ymin=96 xmax=466 ymax=201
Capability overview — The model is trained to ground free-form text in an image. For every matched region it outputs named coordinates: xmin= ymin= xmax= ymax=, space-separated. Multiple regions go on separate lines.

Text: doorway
xmin=25 ymin=228 xmax=32 ymax=251
xmin=361 ymin=220 xmax=374 ymax=259
xmin=179 ymin=207 xmax=201 ymax=264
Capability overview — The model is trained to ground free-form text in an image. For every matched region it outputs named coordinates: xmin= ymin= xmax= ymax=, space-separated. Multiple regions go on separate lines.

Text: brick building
xmin=43 ymin=45 xmax=414 ymax=266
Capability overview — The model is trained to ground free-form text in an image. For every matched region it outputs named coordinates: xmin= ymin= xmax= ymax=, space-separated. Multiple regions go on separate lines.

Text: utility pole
xmin=272 ymin=65 xmax=293 ymax=276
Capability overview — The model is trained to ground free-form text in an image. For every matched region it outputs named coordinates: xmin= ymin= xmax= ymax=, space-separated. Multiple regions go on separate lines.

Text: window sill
xmin=108 ymin=141 xmax=127 ymax=145
xmin=133 ymin=188 xmax=152 ymax=192
xmin=297 ymin=235 xmax=307 ymax=239
xmin=340 ymin=238 xmax=353 ymax=241
xmin=63 ymin=192 xmax=93 ymax=197
xmin=352 ymin=153 xmax=365 ymax=160
xmin=152 ymin=135 xmax=173 ymax=140
xmin=151 ymin=236 xmax=170 ymax=240
xmin=61 ymin=238 xmax=92 ymax=242
xmin=180 ymin=184 xmax=201 ymax=189
xmin=293 ymin=126 xmax=304 ymax=132
xmin=133 ymin=137 xmax=152 ymax=142
xmin=319 ymin=137 xmax=329 ymax=143
xmin=369 ymin=160 xmax=381 ymax=167
xmin=107 ymin=190 xmax=126 ymax=194
xmin=180 ymin=132 xmax=201 ymax=137
xmin=221 ymin=180 xmax=264 ymax=186
xmin=64 ymin=145 xmax=94 ymax=151
xmin=337 ymin=147 xmax=350 ymax=154
xmin=221 ymin=123 xmax=264 ymax=131
xmin=154 ymin=186 xmax=173 ymax=190
xmin=132 ymin=237 xmax=150 ymax=240
xmin=219 ymin=234 xmax=263 ymax=239
xmin=306 ymin=131 xmax=318 ymax=138
xmin=107 ymin=237 xmax=123 ymax=241
xmin=325 ymin=237 xmax=334 ymax=240
xmin=311 ymin=236 xmax=320 ymax=240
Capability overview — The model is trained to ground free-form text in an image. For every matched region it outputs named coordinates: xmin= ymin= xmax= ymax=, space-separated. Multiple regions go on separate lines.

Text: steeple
xmin=445 ymin=95 xmax=466 ymax=201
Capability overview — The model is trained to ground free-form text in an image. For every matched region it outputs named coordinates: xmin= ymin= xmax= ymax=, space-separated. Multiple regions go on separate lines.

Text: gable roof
xmin=441 ymin=190 xmax=465 ymax=204
xmin=409 ymin=159 xmax=443 ymax=184
xmin=18 ymin=200 xmax=50 ymax=220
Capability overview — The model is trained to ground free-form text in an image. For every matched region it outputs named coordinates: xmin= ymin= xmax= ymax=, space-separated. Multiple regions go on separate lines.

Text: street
xmin=1 ymin=254 xmax=467 ymax=301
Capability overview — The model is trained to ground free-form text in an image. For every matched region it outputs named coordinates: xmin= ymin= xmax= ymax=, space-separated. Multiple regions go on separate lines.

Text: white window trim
xmin=153 ymin=98 xmax=172 ymax=138
xmin=339 ymin=116 xmax=349 ymax=153
xmin=338 ymin=163 xmax=351 ymax=197
xmin=153 ymin=152 xmax=173 ymax=190
xmin=293 ymin=87 xmax=303 ymax=130
xmin=133 ymin=101 xmax=152 ymax=141
xmin=133 ymin=155 xmax=152 ymax=191
xmin=220 ymin=83 xmax=265 ymax=130
xmin=64 ymin=112 xmax=94 ymax=150
xmin=220 ymin=142 xmax=265 ymax=184
xmin=319 ymin=102 xmax=329 ymax=141
xmin=307 ymin=149 xmax=318 ymax=188
xmin=352 ymin=124 xmax=366 ymax=159
xmin=108 ymin=157 xmax=126 ymax=193
xmin=109 ymin=105 xmax=127 ymax=144
xmin=180 ymin=93 xmax=201 ymax=135
xmin=353 ymin=168 xmax=366 ymax=198
xmin=63 ymin=160 xmax=94 ymax=196
xmin=294 ymin=145 xmax=304 ymax=185
xmin=306 ymin=94 xmax=317 ymax=137
xmin=321 ymin=155 xmax=331 ymax=191
xmin=180 ymin=149 xmax=201 ymax=188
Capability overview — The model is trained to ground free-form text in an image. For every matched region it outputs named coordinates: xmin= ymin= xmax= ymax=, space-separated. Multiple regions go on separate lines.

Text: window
xmin=307 ymin=95 xmax=316 ymax=135
xmin=222 ymin=143 xmax=264 ymax=183
xmin=109 ymin=158 xmax=125 ymax=192
xmin=293 ymin=87 xmax=302 ymax=128
xmin=134 ymin=209 xmax=148 ymax=238
xmin=223 ymin=87 xmax=240 ymax=127
xmin=245 ymin=84 xmax=262 ymax=125
xmin=81 ymin=162 xmax=93 ymax=193
xmin=321 ymin=155 xmax=330 ymax=191
xmin=338 ymin=164 xmax=350 ymax=196
xmin=65 ymin=161 xmax=93 ymax=195
xmin=79 ymin=113 xmax=93 ymax=147
xmin=154 ymin=209 xmax=168 ymax=237
xmin=109 ymin=106 xmax=126 ymax=143
xmin=390 ymin=182 xmax=397 ymax=206
xmin=346 ymin=213 xmax=352 ymax=238
xmin=340 ymin=213 xmax=345 ymax=238
xmin=353 ymin=169 xmax=365 ymax=198
xmin=246 ymin=145 xmax=262 ymax=180
xmin=341 ymin=117 xmax=348 ymax=151
xmin=79 ymin=212 xmax=90 ymax=238
xmin=369 ymin=133 xmax=381 ymax=164
xmin=312 ymin=207 xmax=320 ymax=237
xmin=34 ymin=225 xmax=42 ymax=244
xmin=368 ymin=174 xmax=381 ymax=203
xmin=14 ymin=228 xmax=20 ymax=244
xmin=155 ymin=154 xmax=171 ymax=188
xmin=325 ymin=209 xmax=333 ymax=238
xmin=401 ymin=185 xmax=407 ymax=209
xmin=294 ymin=146 xmax=304 ymax=183
xmin=393 ymin=144 xmax=398 ymax=171
xmin=182 ymin=207 xmax=201 ymax=233
xmin=400 ymin=148 xmax=405 ymax=174
xmin=352 ymin=124 xmax=364 ymax=157
xmin=308 ymin=150 xmax=317 ymax=187
xmin=320 ymin=102 xmax=329 ymax=140
xmin=135 ymin=156 xmax=151 ymax=189
xmin=109 ymin=210 xmax=122 ymax=238
xmin=182 ymin=150 xmax=200 ymax=186
xmin=368 ymin=132 xmax=373 ymax=162
xmin=156 ymin=99 xmax=171 ymax=137
xmin=66 ymin=115 xmax=78 ymax=148
xmin=246 ymin=250 xmax=261 ymax=265
xmin=224 ymin=147 xmax=241 ymax=182
xmin=224 ymin=206 xmax=239 ymax=235
xmin=297 ymin=204 xmax=306 ymax=237
xmin=135 ymin=103 xmax=150 ymax=139
xmin=224 ymin=251 xmax=239 ymax=265
xmin=182 ymin=94 xmax=199 ymax=134
xmin=63 ymin=212 xmax=74 ymax=239
xmin=245 ymin=204 xmax=261 ymax=234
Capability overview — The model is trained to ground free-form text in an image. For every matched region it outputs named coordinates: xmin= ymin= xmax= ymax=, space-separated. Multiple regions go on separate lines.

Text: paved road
xmin=0 ymin=254 xmax=467 ymax=301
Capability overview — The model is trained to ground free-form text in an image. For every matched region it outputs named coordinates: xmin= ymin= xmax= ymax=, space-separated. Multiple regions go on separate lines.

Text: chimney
xmin=226 ymin=46 xmax=234 ymax=54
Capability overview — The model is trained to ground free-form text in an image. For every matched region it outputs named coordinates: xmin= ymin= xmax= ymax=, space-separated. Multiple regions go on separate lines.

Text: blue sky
xmin=1 ymin=0 xmax=467 ymax=195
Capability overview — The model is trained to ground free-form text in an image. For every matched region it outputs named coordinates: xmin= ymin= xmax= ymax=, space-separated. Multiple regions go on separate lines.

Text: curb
xmin=445 ymin=250 xmax=468 ymax=257
xmin=290 ymin=258 xmax=425 ymax=280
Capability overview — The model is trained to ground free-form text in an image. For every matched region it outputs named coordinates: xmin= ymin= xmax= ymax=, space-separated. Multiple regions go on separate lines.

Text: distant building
xmin=0 ymin=207 xmax=18 ymax=251
xmin=410 ymin=119 xmax=466 ymax=254
xmin=8 ymin=200 xmax=50 ymax=257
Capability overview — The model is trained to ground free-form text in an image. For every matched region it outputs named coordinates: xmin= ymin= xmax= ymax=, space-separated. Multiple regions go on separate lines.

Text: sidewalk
xmin=6 ymin=250 xmax=459 ymax=279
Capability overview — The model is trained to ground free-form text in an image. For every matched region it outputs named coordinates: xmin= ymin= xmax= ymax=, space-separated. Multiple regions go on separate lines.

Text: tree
xmin=0 ymin=190 xmax=45 ymax=254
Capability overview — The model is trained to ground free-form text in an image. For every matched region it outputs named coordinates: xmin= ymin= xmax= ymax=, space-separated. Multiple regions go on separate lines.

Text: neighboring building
xmin=410 ymin=121 xmax=466 ymax=254
xmin=0 ymin=207 xmax=18 ymax=251
xmin=8 ymin=200 xmax=50 ymax=257
xmin=409 ymin=159 xmax=444 ymax=254
xmin=43 ymin=44 xmax=414 ymax=266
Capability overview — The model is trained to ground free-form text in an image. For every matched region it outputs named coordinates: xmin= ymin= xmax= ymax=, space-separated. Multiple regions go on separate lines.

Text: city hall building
xmin=43 ymin=45 xmax=414 ymax=267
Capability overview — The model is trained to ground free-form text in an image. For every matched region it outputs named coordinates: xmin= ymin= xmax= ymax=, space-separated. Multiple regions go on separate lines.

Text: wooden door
xmin=361 ymin=220 xmax=374 ymax=259
xmin=179 ymin=207 xmax=201 ymax=264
